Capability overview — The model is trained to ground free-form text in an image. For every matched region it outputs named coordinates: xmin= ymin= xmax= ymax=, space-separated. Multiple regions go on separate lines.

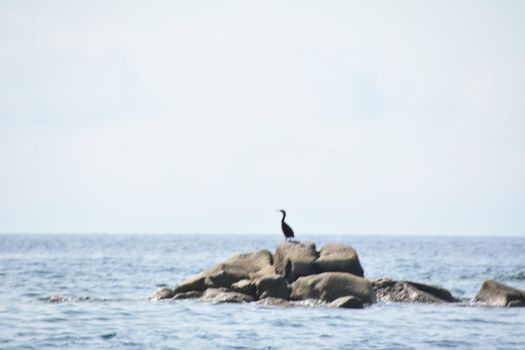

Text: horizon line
xmin=0 ymin=232 xmax=524 ymax=238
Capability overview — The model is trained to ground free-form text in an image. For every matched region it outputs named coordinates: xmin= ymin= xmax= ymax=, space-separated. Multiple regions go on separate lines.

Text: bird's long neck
xmin=281 ymin=211 xmax=286 ymax=222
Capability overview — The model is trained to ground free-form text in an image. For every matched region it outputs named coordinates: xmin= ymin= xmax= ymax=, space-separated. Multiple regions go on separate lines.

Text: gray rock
xmin=316 ymin=244 xmax=364 ymax=277
xmin=329 ymin=296 xmax=364 ymax=309
xmin=204 ymin=267 xmax=249 ymax=289
xmin=231 ymin=279 xmax=256 ymax=298
xmin=473 ymin=280 xmax=525 ymax=307
xmin=290 ymin=272 xmax=376 ymax=303
xmin=256 ymin=297 xmax=291 ymax=306
xmin=274 ymin=241 xmax=318 ymax=282
xmin=174 ymin=273 xmax=208 ymax=294
xmin=372 ymin=278 xmax=457 ymax=304
xmin=149 ymin=287 xmax=176 ymax=301
xmin=256 ymin=274 xmax=290 ymax=300
xmin=218 ymin=250 xmax=274 ymax=276
xmin=201 ymin=288 xmax=254 ymax=303
xmin=172 ymin=291 xmax=203 ymax=300
xmin=174 ymin=250 xmax=273 ymax=293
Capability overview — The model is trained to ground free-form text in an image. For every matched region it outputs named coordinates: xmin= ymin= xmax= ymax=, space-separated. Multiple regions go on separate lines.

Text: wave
xmin=497 ymin=272 xmax=525 ymax=281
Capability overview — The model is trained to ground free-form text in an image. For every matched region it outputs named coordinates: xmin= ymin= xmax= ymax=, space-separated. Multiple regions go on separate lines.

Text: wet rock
xmin=316 ymin=244 xmax=364 ymax=277
xmin=172 ymin=291 xmax=203 ymax=300
xmin=473 ymin=280 xmax=525 ymax=307
xmin=329 ymin=296 xmax=364 ymax=309
xmin=372 ymin=278 xmax=457 ymax=304
xmin=256 ymin=297 xmax=291 ymax=306
xmin=201 ymin=288 xmax=254 ymax=303
xmin=274 ymin=241 xmax=318 ymax=282
xmin=230 ymin=279 xmax=256 ymax=298
xmin=150 ymin=287 xmax=176 ymax=301
xmin=256 ymin=274 xmax=290 ymax=300
xmin=290 ymin=272 xmax=375 ymax=303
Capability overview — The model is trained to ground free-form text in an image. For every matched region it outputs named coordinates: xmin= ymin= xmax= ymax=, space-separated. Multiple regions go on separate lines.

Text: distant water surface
xmin=0 ymin=234 xmax=524 ymax=349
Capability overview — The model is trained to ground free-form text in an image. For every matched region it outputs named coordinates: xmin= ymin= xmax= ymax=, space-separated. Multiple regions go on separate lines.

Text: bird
xmin=278 ymin=209 xmax=295 ymax=240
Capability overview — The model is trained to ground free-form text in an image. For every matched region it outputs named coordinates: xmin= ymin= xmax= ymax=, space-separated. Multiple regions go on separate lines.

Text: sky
xmin=0 ymin=0 xmax=524 ymax=235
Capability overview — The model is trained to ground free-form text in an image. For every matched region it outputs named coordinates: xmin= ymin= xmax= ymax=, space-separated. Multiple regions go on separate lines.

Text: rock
xmin=290 ymin=272 xmax=376 ymax=303
xmin=274 ymin=241 xmax=318 ymax=282
xmin=256 ymin=274 xmax=290 ymax=300
xmin=473 ymin=280 xmax=525 ymax=307
xmin=174 ymin=250 xmax=273 ymax=293
xmin=218 ymin=250 xmax=274 ymax=276
xmin=231 ymin=279 xmax=256 ymax=298
xmin=256 ymin=297 xmax=291 ymax=306
xmin=201 ymin=288 xmax=254 ymax=303
xmin=316 ymin=244 xmax=364 ymax=277
xmin=204 ymin=267 xmax=249 ymax=289
xmin=372 ymin=278 xmax=457 ymax=304
xmin=329 ymin=296 xmax=364 ymax=309
xmin=249 ymin=264 xmax=277 ymax=279
xmin=406 ymin=281 xmax=457 ymax=302
xmin=174 ymin=273 xmax=208 ymax=294
xmin=172 ymin=291 xmax=203 ymax=300
xmin=150 ymin=287 xmax=176 ymax=301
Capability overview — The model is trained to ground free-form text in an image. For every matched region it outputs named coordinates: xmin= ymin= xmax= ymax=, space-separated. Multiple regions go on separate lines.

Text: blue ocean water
xmin=0 ymin=234 xmax=524 ymax=349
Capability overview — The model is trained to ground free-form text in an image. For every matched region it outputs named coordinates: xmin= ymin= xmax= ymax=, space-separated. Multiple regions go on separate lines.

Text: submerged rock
xmin=316 ymin=244 xmax=364 ymax=277
xmin=47 ymin=295 xmax=90 ymax=303
xmin=290 ymin=272 xmax=376 ymax=303
xmin=329 ymin=296 xmax=364 ymax=309
xmin=201 ymin=288 xmax=254 ymax=303
xmin=274 ymin=241 xmax=318 ymax=282
xmin=150 ymin=287 xmax=176 ymax=301
xmin=473 ymin=280 xmax=525 ymax=307
xmin=372 ymin=278 xmax=457 ymax=304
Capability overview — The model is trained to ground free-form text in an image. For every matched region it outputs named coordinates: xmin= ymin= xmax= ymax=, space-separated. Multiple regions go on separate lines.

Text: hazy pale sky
xmin=1 ymin=0 xmax=524 ymax=235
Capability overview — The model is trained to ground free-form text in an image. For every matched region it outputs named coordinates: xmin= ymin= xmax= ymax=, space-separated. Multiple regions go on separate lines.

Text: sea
xmin=0 ymin=234 xmax=524 ymax=350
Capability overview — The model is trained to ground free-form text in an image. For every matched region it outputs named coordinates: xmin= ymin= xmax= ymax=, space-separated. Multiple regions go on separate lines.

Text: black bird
xmin=278 ymin=209 xmax=295 ymax=240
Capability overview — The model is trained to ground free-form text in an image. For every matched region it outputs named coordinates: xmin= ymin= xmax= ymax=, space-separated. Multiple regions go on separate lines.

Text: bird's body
xmin=279 ymin=209 xmax=295 ymax=240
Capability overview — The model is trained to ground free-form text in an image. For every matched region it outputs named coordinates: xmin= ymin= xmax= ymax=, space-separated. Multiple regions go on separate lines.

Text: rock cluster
xmin=151 ymin=241 xmax=372 ymax=308
xmin=150 ymin=241 xmax=525 ymax=309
